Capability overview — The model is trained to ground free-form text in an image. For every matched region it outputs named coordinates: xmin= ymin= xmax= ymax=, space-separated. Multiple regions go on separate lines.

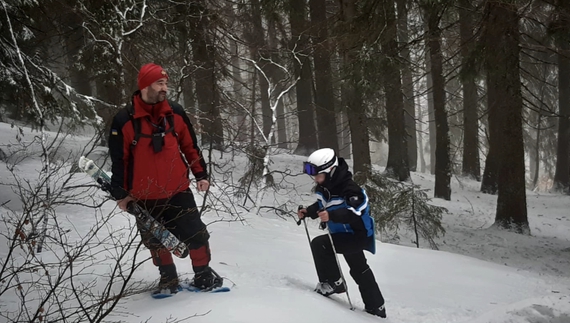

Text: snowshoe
xmin=151 ymin=285 xmax=181 ymax=299
xmin=189 ymin=267 xmax=223 ymax=291
xmin=151 ymin=264 xmax=180 ymax=299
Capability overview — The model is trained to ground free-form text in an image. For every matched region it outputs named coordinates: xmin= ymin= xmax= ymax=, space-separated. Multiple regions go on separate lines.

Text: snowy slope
xmin=1 ymin=122 xmax=570 ymax=323
xmin=111 ymin=211 xmax=567 ymax=323
xmin=410 ymin=172 xmax=570 ymax=279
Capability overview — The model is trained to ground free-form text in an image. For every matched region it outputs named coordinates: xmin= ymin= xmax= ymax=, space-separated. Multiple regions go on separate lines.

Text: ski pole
xmin=296 ymin=205 xmax=312 ymax=245
xmin=298 ymin=205 xmax=324 ymax=280
xmin=320 ymin=219 xmax=355 ymax=311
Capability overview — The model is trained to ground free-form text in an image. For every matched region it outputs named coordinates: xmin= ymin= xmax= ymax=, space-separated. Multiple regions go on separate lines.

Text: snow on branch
xmin=241 ymin=56 xmax=298 ymax=146
xmin=116 ymin=0 xmax=147 ymax=37
xmin=0 ymin=2 xmax=113 ymax=126
xmin=235 ymin=55 xmax=300 ymax=214
xmin=1 ymin=0 xmax=42 ymax=121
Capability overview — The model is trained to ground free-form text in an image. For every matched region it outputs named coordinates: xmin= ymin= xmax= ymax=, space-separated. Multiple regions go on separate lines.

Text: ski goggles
xmin=303 ymin=157 xmax=337 ymax=176
xmin=303 ymin=162 xmax=320 ymax=176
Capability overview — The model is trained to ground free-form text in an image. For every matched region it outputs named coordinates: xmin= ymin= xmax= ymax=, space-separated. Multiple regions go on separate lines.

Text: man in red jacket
xmin=108 ymin=63 xmax=221 ymax=296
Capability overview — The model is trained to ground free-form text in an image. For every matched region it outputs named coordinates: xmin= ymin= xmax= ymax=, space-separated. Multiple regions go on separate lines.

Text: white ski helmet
xmin=303 ymin=148 xmax=338 ymax=175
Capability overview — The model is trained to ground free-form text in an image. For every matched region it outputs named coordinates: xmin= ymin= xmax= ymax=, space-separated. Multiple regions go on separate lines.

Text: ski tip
xmin=78 ymin=157 xmax=96 ymax=173
xmin=78 ymin=156 xmax=87 ymax=169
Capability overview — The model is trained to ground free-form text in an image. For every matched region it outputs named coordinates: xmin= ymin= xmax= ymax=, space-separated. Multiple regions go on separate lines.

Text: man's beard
xmin=148 ymin=90 xmax=167 ymax=103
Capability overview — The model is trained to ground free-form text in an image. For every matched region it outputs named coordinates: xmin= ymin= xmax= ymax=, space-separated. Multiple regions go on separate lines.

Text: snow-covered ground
xmin=1 ymin=123 xmax=569 ymax=323
xmin=411 ymin=171 xmax=570 ymax=280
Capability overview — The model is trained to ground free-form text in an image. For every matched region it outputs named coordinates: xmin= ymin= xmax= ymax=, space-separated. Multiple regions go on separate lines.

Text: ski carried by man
xmin=78 ymin=156 xmax=230 ymax=297
xmin=78 ymin=156 xmax=189 ymax=258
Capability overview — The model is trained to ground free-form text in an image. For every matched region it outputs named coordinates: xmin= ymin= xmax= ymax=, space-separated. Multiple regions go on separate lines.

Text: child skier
xmin=297 ymin=148 xmax=386 ymax=318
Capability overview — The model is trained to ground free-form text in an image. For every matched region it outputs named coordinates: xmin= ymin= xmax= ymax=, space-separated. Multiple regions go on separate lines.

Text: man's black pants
xmin=136 ymin=189 xmax=211 ymax=271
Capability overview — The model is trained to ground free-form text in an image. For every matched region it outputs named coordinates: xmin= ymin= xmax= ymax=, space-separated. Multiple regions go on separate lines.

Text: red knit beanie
xmin=137 ymin=63 xmax=168 ymax=90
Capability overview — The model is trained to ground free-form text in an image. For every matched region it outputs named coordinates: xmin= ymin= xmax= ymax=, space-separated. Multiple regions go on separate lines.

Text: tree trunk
xmin=334 ymin=51 xmax=352 ymax=159
xmin=338 ymin=112 xmax=352 ymax=159
xmin=425 ymin=2 xmax=451 ymax=200
xmin=459 ymin=0 xmax=480 ymax=181
xmin=417 ymin=95 xmax=427 ymax=173
xmin=532 ymin=63 xmax=548 ymax=189
xmin=93 ymin=44 xmax=123 ymax=146
xmin=275 ymin=96 xmax=287 ymax=148
xmin=65 ymin=23 xmax=92 ymax=96
xmin=396 ymin=0 xmax=417 ymax=172
xmin=188 ymin=0 xmax=223 ymax=149
xmin=250 ymin=63 xmax=257 ymax=148
xmin=94 ymin=78 xmax=118 ymax=146
xmin=382 ymin=0 xmax=410 ymax=181
xmin=175 ymin=3 xmax=198 ymax=126
xmin=480 ymin=80 xmax=501 ymax=194
xmin=290 ymin=0 xmax=318 ymax=155
xmin=267 ymin=17 xmax=288 ymax=148
xmin=182 ymin=75 xmax=197 ymax=125
xmin=553 ymin=4 xmax=570 ymax=192
xmin=340 ymin=0 xmax=371 ymax=175
xmin=426 ymin=49 xmax=437 ymax=175
xmin=480 ymin=30 xmax=501 ymax=195
xmin=251 ymin=0 xmax=273 ymax=140
xmin=484 ymin=1 xmax=529 ymax=233
xmin=533 ymin=113 xmax=542 ymax=189
xmin=230 ymin=39 xmax=248 ymax=142
xmin=309 ymin=0 xmax=339 ymax=151
xmin=64 ymin=11 xmax=98 ymax=140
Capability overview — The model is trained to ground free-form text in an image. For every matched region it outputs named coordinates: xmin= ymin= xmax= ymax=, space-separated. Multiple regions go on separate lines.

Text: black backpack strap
xmin=126 ymin=104 xmax=147 ymax=148
xmin=127 ymin=105 xmax=176 ymax=146
xmin=164 ymin=111 xmax=189 ymax=170
xmin=125 ymin=104 xmax=143 ymax=191
xmin=166 ymin=114 xmax=177 ymax=137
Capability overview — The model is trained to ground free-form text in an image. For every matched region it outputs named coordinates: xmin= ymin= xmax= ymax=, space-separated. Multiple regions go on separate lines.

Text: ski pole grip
xmin=296 ymin=205 xmax=304 ymax=226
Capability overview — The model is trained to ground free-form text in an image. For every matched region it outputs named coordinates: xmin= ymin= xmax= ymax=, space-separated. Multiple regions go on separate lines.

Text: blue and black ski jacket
xmin=305 ymin=158 xmax=375 ymax=239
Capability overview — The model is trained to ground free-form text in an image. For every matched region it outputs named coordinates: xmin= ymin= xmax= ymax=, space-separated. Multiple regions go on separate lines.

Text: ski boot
xmin=366 ymin=304 xmax=387 ymax=318
xmin=314 ymin=278 xmax=346 ymax=297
